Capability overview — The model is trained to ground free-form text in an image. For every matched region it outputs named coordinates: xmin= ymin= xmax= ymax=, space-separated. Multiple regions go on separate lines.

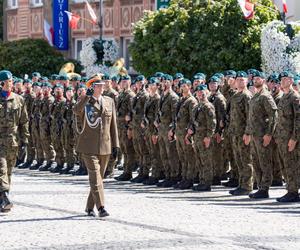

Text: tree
xmin=129 ymin=0 xmax=279 ymax=78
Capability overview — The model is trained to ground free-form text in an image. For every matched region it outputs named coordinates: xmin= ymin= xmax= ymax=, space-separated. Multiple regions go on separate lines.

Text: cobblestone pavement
xmin=1 ymin=169 xmax=300 ymax=250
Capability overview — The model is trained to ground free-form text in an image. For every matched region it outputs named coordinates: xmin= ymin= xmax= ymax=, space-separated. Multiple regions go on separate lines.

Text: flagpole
xmin=99 ymin=0 xmax=103 ymax=40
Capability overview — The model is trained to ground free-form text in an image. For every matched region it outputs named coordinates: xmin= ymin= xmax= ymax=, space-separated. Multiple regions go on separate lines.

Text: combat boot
xmin=157 ymin=179 xmax=169 ymax=187
xmin=249 ymin=189 xmax=269 ymax=199
xmin=271 ymin=180 xmax=283 ymax=187
xmin=114 ymin=172 xmax=132 ymax=181
xmin=193 ymin=184 xmax=211 ymax=191
xmin=229 ymin=187 xmax=251 ymax=196
xmin=163 ymin=178 xmax=179 ymax=188
xmin=222 ymin=178 xmax=238 ymax=187
xmin=130 ymin=174 xmax=148 ymax=183
xmin=60 ymin=164 xmax=74 ymax=174
xmin=212 ymin=177 xmax=222 ymax=186
xmin=85 ymin=208 xmax=96 ymax=217
xmin=73 ymin=166 xmax=88 ymax=176
xmin=0 ymin=192 xmax=13 ymax=212
xmin=99 ymin=207 xmax=109 ymax=217
xmin=276 ymin=192 xmax=300 ymax=203
xmin=18 ymin=160 xmax=33 ymax=169
xmin=143 ymin=177 xmax=159 ymax=185
xmin=173 ymin=180 xmax=185 ymax=189
xmin=29 ymin=161 xmax=40 ymax=170
xmin=50 ymin=164 xmax=63 ymax=173
xmin=180 ymin=179 xmax=193 ymax=190
xmin=39 ymin=161 xmax=55 ymax=171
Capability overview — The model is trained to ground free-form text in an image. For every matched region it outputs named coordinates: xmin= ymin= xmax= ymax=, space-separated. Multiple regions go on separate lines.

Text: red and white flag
xmin=43 ymin=19 xmax=54 ymax=46
xmin=65 ymin=11 xmax=81 ymax=29
xmin=282 ymin=0 xmax=288 ymax=13
xmin=85 ymin=0 xmax=98 ymax=24
xmin=238 ymin=0 xmax=255 ymax=20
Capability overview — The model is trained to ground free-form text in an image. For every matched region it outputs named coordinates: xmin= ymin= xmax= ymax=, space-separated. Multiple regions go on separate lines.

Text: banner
xmin=53 ymin=0 xmax=69 ymax=50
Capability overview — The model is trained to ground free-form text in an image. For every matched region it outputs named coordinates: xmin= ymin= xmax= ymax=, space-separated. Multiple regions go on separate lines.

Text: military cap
xmin=162 ymin=74 xmax=173 ymax=81
xmin=247 ymin=69 xmax=256 ymax=75
xmin=111 ymin=75 xmax=120 ymax=82
xmin=57 ymin=74 xmax=69 ymax=81
xmin=193 ymin=74 xmax=205 ymax=81
xmin=148 ymin=77 xmax=160 ymax=85
xmin=66 ymin=86 xmax=74 ymax=91
xmin=70 ymin=75 xmax=81 ymax=81
xmin=54 ymin=83 xmax=64 ymax=90
xmin=102 ymin=74 xmax=111 ymax=80
xmin=41 ymin=76 xmax=49 ymax=81
xmin=32 ymin=82 xmax=42 ymax=88
xmin=154 ymin=72 xmax=164 ymax=78
xmin=78 ymin=83 xmax=87 ymax=89
xmin=23 ymin=79 xmax=32 ymax=84
xmin=136 ymin=75 xmax=145 ymax=82
xmin=194 ymin=72 xmax=206 ymax=78
xmin=179 ymin=78 xmax=192 ymax=86
xmin=86 ymin=75 xmax=105 ymax=87
xmin=213 ymin=73 xmax=224 ymax=79
xmin=224 ymin=70 xmax=237 ymax=78
xmin=252 ymin=70 xmax=266 ymax=79
xmin=32 ymin=72 xmax=41 ymax=78
xmin=267 ymin=73 xmax=279 ymax=83
xmin=195 ymin=84 xmax=208 ymax=91
xmin=208 ymin=76 xmax=221 ymax=84
xmin=50 ymin=74 xmax=59 ymax=81
xmin=0 ymin=70 xmax=13 ymax=81
xmin=279 ymin=70 xmax=294 ymax=79
xmin=121 ymin=75 xmax=131 ymax=81
xmin=174 ymin=73 xmax=184 ymax=80
xmin=42 ymin=82 xmax=52 ymax=88
xmin=81 ymin=76 xmax=88 ymax=83
xmin=14 ymin=78 xmax=23 ymax=84
xmin=236 ymin=71 xmax=248 ymax=78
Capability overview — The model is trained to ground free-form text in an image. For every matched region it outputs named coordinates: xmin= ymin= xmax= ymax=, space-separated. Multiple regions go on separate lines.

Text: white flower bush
xmin=80 ymin=38 xmax=119 ymax=78
xmin=261 ymin=20 xmax=300 ymax=75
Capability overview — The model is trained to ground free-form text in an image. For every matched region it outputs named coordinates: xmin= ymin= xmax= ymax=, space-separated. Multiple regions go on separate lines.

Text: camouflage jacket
xmin=103 ymin=88 xmax=119 ymax=104
xmin=22 ymin=91 xmax=35 ymax=120
xmin=31 ymin=94 xmax=43 ymax=129
xmin=130 ymin=89 xmax=149 ymax=129
xmin=62 ymin=98 xmax=76 ymax=127
xmin=50 ymin=97 xmax=66 ymax=132
xmin=143 ymin=92 xmax=160 ymax=135
xmin=208 ymin=91 xmax=227 ymax=134
xmin=272 ymin=91 xmax=283 ymax=106
xmin=116 ymin=89 xmax=135 ymax=119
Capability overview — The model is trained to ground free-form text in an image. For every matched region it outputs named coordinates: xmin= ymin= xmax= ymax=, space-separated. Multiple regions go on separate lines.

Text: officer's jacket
xmin=73 ymin=95 xmax=119 ymax=155
xmin=116 ymin=89 xmax=135 ymax=120
xmin=0 ymin=93 xmax=29 ymax=147
xmin=228 ymin=90 xmax=252 ymax=137
xmin=274 ymin=89 xmax=300 ymax=141
xmin=247 ymin=88 xmax=278 ymax=137
xmin=191 ymin=100 xmax=216 ymax=138
xmin=130 ymin=89 xmax=149 ymax=129
xmin=144 ymin=92 xmax=160 ymax=135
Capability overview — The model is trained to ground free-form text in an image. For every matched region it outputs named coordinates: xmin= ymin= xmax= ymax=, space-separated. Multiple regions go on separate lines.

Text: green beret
xmin=252 ymin=70 xmax=266 ymax=79
xmin=71 ymin=75 xmax=81 ymax=81
xmin=66 ymin=86 xmax=74 ymax=91
xmin=136 ymin=75 xmax=145 ymax=82
xmin=42 ymin=82 xmax=52 ymax=88
xmin=154 ymin=72 xmax=164 ymax=78
xmin=103 ymin=74 xmax=111 ymax=80
xmin=195 ymin=84 xmax=208 ymax=91
xmin=224 ymin=70 xmax=237 ymax=78
xmin=81 ymin=76 xmax=88 ymax=83
xmin=209 ymin=76 xmax=221 ymax=84
xmin=24 ymin=79 xmax=32 ymax=84
xmin=14 ymin=78 xmax=23 ymax=84
xmin=279 ymin=70 xmax=294 ymax=79
xmin=121 ymin=75 xmax=131 ymax=81
xmin=32 ymin=72 xmax=41 ymax=78
xmin=267 ymin=73 xmax=279 ymax=83
xmin=41 ymin=76 xmax=49 ymax=81
xmin=179 ymin=78 xmax=192 ymax=86
xmin=54 ymin=83 xmax=64 ymax=90
xmin=50 ymin=74 xmax=59 ymax=81
xmin=162 ymin=74 xmax=173 ymax=81
xmin=213 ymin=73 xmax=224 ymax=79
xmin=111 ymin=76 xmax=120 ymax=82
xmin=148 ymin=77 xmax=160 ymax=85
xmin=194 ymin=72 xmax=206 ymax=79
xmin=78 ymin=83 xmax=87 ymax=89
xmin=57 ymin=75 xmax=69 ymax=81
xmin=193 ymin=74 xmax=205 ymax=81
xmin=174 ymin=73 xmax=184 ymax=80
xmin=247 ymin=69 xmax=256 ymax=75
xmin=0 ymin=70 xmax=13 ymax=81
xmin=32 ymin=82 xmax=42 ymax=88
xmin=236 ymin=71 xmax=248 ymax=78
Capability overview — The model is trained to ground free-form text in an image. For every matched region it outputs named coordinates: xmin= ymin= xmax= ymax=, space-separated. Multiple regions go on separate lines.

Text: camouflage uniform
xmin=247 ymin=88 xmax=278 ymax=191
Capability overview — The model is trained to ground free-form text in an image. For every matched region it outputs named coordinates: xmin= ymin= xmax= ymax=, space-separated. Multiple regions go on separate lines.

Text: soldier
xmin=128 ymin=75 xmax=150 ymax=183
xmin=57 ymin=75 xmax=70 ymax=88
xmin=73 ymin=76 xmax=119 ymax=217
xmin=114 ymin=75 xmax=136 ymax=181
xmin=141 ymin=77 xmax=162 ymax=185
xmin=155 ymin=74 xmax=181 ymax=187
xmin=247 ymin=70 xmax=278 ymax=199
xmin=208 ymin=76 xmax=227 ymax=185
xmin=292 ymin=76 xmax=300 ymax=93
xmin=29 ymin=82 xmax=45 ymax=170
xmin=0 ymin=70 xmax=29 ymax=212
xmin=169 ymin=78 xmax=197 ymax=189
xmin=13 ymin=78 xmax=24 ymax=96
xmin=32 ymin=72 xmax=41 ymax=83
xmin=70 ymin=75 xmax=81 ymax=90
xmin=38 ymin=82 xmax=56 ymax=171
xmin=192 ymin=74 xmax=206 ymax=94
xmin=187 ymin=84 xmax=216 ymax=191
xmin=49 ymin=84 xmax=66 ymax=173
xmin=173 ymin=73 xmax=184 ymax=95
xmin=275 ymin=71 xmax=300 ymax=202
xmin=60 ymin=86 xmax=77 ymax=174
xmin=228 ymin=71 xmax=253 ymax=196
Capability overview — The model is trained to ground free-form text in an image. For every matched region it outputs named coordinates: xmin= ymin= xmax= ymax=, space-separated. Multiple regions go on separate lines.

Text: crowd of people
xmin=0 ymin=68 xmax=300 ymax=214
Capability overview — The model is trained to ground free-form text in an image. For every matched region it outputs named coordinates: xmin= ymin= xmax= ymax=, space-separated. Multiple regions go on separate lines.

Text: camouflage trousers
xmin=51 ymin=126 xmax=65 ymax=166
xmin=175 ymin=132 xmax=195 ymax=181
xmin=26 ymin=122 xmax=36 ymax=162
xmin=40 ymin=121 xmax=55 ymax=163
xmin=194 ymin=135 xmax=213 ymax=186
xmin=232 ymin=135 xmax=253 ymax=190
xmin=251 ymin=136 xmax=273 ymax=190
xmin=158 ymin=128 xmax=180 ymax=179
xmin=270 ymin=140 xmax=283 ymax=182
xmin=276 ymin=138 xmax=299 ymax=193
xmin=62 ymin=124 xmax=76 ymax=166
xmin=211 ymin=137 xmax=225 ymax=179
xmin=0 ymin=146 xmax=17 ymax=192
xmin=145 ymin=133 xmax=163 ymax=178
xmin=223 ymin=129 xmax=239 ymax=180
xmin=32 ymin=124 xmax=44 ymax=162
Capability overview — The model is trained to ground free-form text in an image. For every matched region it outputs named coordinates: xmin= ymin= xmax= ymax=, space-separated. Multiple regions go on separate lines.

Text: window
xmin=7 ymin=0 xmax=18 ymax=9
xmin=75 ymin=39 xmax=85 ymax=60
xmin=31 ymin=0 xmax=43 ymax=7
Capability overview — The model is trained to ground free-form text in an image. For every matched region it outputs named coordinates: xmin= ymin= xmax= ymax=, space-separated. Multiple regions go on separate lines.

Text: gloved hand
xmin=86 ymin=88 xmax=94 ymax=97
xmin=112 ymin=147 xmax=119 ymax=160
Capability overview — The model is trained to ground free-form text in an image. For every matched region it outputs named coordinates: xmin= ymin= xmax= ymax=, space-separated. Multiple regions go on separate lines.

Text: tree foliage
xmin=129 ymin=0 xmax=279 ymax=78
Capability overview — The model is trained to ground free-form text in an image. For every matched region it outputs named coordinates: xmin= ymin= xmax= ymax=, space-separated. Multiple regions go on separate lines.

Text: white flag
xmin=85 ymin=0 xmax=97 ymax=24
xmin=43 ymin=19 xmax=54 ymax=46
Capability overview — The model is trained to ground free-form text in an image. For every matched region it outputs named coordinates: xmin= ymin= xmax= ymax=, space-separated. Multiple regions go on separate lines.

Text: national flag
xmin=238 ymin=0 xmax=255 ymax=20
xmin=43 ymin=19 xmax=54 ymax=46
xmin=64 ymin=11 xmax=81 ymax=29
xmin=282 ymin=0 xmax=288 ymax=13
xmin=85 ymin=0 xmax=98 ymax=24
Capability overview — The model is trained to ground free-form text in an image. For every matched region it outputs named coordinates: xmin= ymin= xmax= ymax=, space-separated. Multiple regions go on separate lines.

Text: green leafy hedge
xmin=129 ymin=0 xmax=279 ymax=78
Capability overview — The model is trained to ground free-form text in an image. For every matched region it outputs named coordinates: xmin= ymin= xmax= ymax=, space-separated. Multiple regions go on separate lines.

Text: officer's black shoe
xmin=85 ymin=209 xmax=96 ymax=217
xmin=104 ymin=170 xmax=114 ymax=179
xmin=157 ymin=179 xmax=168 ymax=187
xmin=0 ymin=192 xmax=13 ymax=211
xmin=271 ymin=180 xmax=283 ymax=187
xmin=222 ymin=178 xmax=239 ymax=187
xmin=180 ymin=180 xmax=193 ymax=190
xmin=39 ymin=161 xmax=51 ymax=171
xmin=249 ymin=189 xmax=269 ymax=199
xmin=115 ymin=173 xmax=132 ymax=181
xmin=143 ymin=177 xmax=159 ymax=185
xmin=193 ymin=184 xmax=211 ymax=191
xmin=229 ymin=187 xmax=251 ymax=196
xmin=99 ymin=207 xmax=109 ymax=217
xmin=50 ymin=165 xmax=63 ymax=173
xmin=212 ymin=177 xmax=222 ymax=186
xmin=276 ymin=192 xmax=300 ymax=203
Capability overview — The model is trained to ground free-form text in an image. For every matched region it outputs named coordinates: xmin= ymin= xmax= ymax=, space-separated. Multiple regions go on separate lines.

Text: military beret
xmin=81 ymin=76 xmax=88 ymax=83
xmin=50 ymin=74 xmax=59 ymax=81
xmin=40 ymin=76 xmax=49 ymax=81
xmin=279 ymin=70 xmax=294 ymax=79
xmin=148 ymin=77 xmax=160 ymax=85
xmin=136 ymin=75 xmax=145 ymax=82
xmin=32 ymin=82 xmax=42 ymax=88
xmin=224 ymin=70 xmax=237 ymax=78
xmin=174 ymin=73 xmax=184 ymax=80
xmin=32 ymin=72 xmax=41 ymax=78
xmin=121 ymin=75 xmax=131 ymax=81
xmin=194 ymin=72 xmax=206 ymax=79
xmin=24 ymin=79 xmax=32 ymax=84
xmin=70 ymin=75 xmax=81 ymax=81
xmin=252 ymin=70 xmax=266 ymax=79
xmin=162 ymin=74 xmax=173 ymax=81
xmin=42 ymin=82 xmax=52 ymax=88
xmin=236 ymin=71 xmax=248 ymax=78
xmin=154 ymin=72 xmax=164 ymax=78
xmin=0 ymin=70 xmax=13 ymax=81
xmin=78 ymin=83 xmax=87 ymax=89
xmin=102 ymin=74 xmax=111 ymax=80
xmin=209 ymin=76 xmax=221 ymax=84
xmin=213 ymin=73 xmax=224 ymax=79
xmin=195 ymin=84 xmax=208 ymax=91
xmin=247 ymin=69 xmax=256 ymax=75
xmin=14 ymin=78 xmax=23 ymax=84
xmin=66 ymin=86 xmax=74 ymax=91
xmin=193 ymin=74 xmax=205 ymax=81
xmin=111 ymin=76 xmax=120 ymax=82
xmin=293 ymin=76 xmax=300 ymax=86
xmin=57 ymin=75 xmax=69 ymax=81
xmin=131 ymin=79 xmax=136 ymax=86
xmin=267 ymin=73 xmax=279 ymax=83
xmin=179 ymin=78 xmax=192 ymax=86
xmin=54 ymin=83 xmax=64 ymax=90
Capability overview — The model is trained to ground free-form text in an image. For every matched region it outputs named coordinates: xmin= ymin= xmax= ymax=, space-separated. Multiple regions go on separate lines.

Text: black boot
xmin=18 ymin=160 xmax=33 ymax=169
xmin=85 ymin=208 xmax=96 ymax=217
xmin=60 ymin=164 xmax=74 ymax=174
xmin=249 ymin=189 xmax=269 ymax=199
xmin=271 ymin=180 xmax=283 ymax=187
xmin=229 ymin=187 xmax=251 ymax=196
xmin=50 ymin=164 xmax=63 ymax=173
xmin=73 ymin=166 xmax=87 ymax=176
xmin=173 ymin=180 xmax=186 ymax=189
xmin=222 ymin=178 xmax=239 ymax=187
xmin=180 ymin=179 xmax=193 ymax=190
xmin=157 ymin=179 xmax=169 ymax=187
xmin=30 ymin=160 xmax=44 ymax=170
xmin=114 ymin=172 xmax=132 ymax=181
xmin=0 ymin=192 xmax=13 ymax=212
xmin=276 ymin=192 xmax=300 ymax=202
xmin=99 ymin=207 xmax=109 ymax=217
xmin=39 ymin=161 xmax=55 ymax=171
xmin=130 ymin=174 xmax=149 ymax=183
xmin=193 ymin=184 xmax=211 ymax=191
xmin=143 ymin=177 xmax=159 ymax=185
xmin=162 ymin=178 xmax=179 ymax=188
xmin=212 ymin=177 xmax=221 ymax=185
